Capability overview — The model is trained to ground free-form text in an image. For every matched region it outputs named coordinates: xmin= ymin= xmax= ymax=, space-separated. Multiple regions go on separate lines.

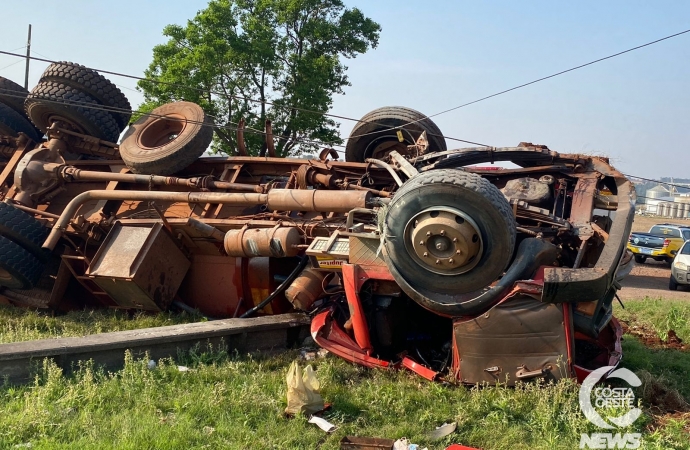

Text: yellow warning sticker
xmin=396 ymin=130 xmax=404 ymax=142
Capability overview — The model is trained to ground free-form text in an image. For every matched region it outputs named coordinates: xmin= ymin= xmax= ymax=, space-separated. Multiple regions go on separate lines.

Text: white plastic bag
xmin=285 ymin=361 xmax=324 ymax=415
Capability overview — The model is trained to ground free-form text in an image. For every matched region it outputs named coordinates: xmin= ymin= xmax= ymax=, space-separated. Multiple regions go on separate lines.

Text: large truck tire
xmin=0 ymin=102 xmax=41 ymax=141
xmin=119 ymin=101 xmax=213 ymax=175
xmin=383 ymin=169 xmax=516 ymax=315
xmin=39 ymin=62 xmax=132 ymax=128
xmin=25 ymin=81 xmax=121 ymax=143
xmin=345 ymin=106 xmax=447 ymax=162
xmin=0 ymin=235 xmax=43 ymax=290
xmin=0 ymin=75 xmax=32 ymax=117
xmin=0 ymin=202 xmax=49 ymax=261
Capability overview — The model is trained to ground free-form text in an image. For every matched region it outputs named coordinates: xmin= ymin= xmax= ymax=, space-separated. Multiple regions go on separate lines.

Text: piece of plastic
xmin=285 ymin=361 xmax=324 ymax=415
xmin=308 ymin=415 xmax=336 ymax=432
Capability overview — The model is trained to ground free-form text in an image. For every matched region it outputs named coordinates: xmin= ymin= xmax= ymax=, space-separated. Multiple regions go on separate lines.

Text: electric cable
xmin=0 ymin=49 xmax=491 ymax=147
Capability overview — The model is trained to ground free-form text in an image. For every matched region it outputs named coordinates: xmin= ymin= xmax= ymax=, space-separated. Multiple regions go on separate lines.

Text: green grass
xmin=0 ymin=301 xmax=687 ymax=449
xmin=615 ymin=297 xmax=690 ymax=342
xmin=0 ymin=305 xmax=200 ymax=344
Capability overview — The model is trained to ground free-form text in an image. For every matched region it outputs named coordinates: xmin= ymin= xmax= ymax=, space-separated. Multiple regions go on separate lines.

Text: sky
xmin=1 ymin=0 xmax=689 ymax=179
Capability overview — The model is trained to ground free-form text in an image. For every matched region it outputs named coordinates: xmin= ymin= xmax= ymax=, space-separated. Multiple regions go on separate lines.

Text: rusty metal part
xmin=5 ymin=199 xmax=61 ymax=219
xmin=364 ymin=158 xmax=403 ymax=186
xmin=224 ymin=227 xmax=301 ymax=258
xmin=295 ymin=164 xmax=335 ymax=189
xmin=266 ymin=189 xmax=370 ymax=212
xmin=45 ymin=124 xmax=120 ymax=159
xmin=87 ymin=222 xmax=191 ymax=311
xmin=43 ymin=189 xmax=372 ymax=250
xmin=60 ymin=166 xmax=264 ymax=193
xmin=388 ymin=150 xmax=419 ymax=179
xmin=13 ymin=139 xmax=67 ymax=206
xmin=501 ymin=177 xmax=552 ymax=204
xmin=284 ymin=267 xmax=327 ymax=310
xmin=186 ymin=218 xmax=225 ymax=241
xmin=236 ymin=118 xmax=248 ymax=156
xmin=405 ymin=206 xmax=482 ymax=275
xmin=318 ymin=148 xmax=339 ymax=161
xmin=265 ymin=120 xmax=276 ymax=157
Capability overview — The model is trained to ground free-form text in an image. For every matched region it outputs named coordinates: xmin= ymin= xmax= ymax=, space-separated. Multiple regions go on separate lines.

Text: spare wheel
xmin=345 ymin=106 xmax=447 ymax=162
xmin=119 ymin=101 xmax=213 ymax=175
xmin=382 ymin=169 xmax=516 ymax=316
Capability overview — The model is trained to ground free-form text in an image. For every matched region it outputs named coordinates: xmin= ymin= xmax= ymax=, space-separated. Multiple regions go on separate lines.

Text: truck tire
xmin=119 ymin=101 xmax=213 ymax=175
xmin=633 ymin=254 xmax=646 ymax=264
xmin=0 ymin=102 xmax=41 ymax=141
xmin=383 ymin=169 xmax=516 ymax=314
xmin=39 ymin=62 xmax=131 ymax=128
xmin=0 ymin=76 xmax=31 ymax=117
xmin=0 ymin=235 xmax=43 ymax=290
xmin=25 ymin=81 xmax=122 ymax=143
xmin=0 ymin=202 xmax=49 ymax=261
xmin=345 ymin=106 xmax=447 ymax=162
xmin=669 ymin=275 xmax=678 ymax=291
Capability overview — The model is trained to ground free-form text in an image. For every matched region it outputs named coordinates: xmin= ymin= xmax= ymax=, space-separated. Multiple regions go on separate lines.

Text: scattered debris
xmin=300 ymin=348 xmax=329 ymax=361
xmin=285 ymin=361 xmax=324 ymax=415
xmin=340 ymin=436 xmax=396 ymax=449
xmin=308 ymin=415 xmax=336 ymax=432
xmin=177 ymin=365 xmax=190 ymax=372
xmin=427 ymin=422 xmax=457 ymax=441
xmin=147 ymin=359 xmax=156 ymax=370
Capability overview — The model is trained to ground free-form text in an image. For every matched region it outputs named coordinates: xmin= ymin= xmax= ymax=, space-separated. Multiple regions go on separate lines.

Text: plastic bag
xmin=285 ymin=361 xmax=324 ymax=415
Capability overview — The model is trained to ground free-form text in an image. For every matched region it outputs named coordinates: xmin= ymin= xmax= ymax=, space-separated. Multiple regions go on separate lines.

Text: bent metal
xmin=0 ymin=64 xmax=635 ymax=386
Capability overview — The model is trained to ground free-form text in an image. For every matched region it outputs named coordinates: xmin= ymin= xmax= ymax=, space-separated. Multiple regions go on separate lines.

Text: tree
xmin=138 ymin=0 xmax=380 ymax=156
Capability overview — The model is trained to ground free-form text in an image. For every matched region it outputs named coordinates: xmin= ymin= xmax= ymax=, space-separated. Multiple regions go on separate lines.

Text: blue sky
xmin=1 ymin=1 xmax=689 ymax=178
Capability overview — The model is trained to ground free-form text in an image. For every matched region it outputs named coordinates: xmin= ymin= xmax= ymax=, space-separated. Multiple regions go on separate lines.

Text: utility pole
xmin=24 ymin=24 xmax=32 ymax=89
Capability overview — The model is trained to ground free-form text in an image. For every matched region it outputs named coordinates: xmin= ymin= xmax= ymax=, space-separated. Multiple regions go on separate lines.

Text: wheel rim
xmin=46 ymin=113 xmax=87 ymax=134
xmin=0 ymin=267 xmax=14 ymax=284
xmin=404 ymin=206 xmax=483 ymax=276
xmin=137 ymin=113 xmax=187 ymax=150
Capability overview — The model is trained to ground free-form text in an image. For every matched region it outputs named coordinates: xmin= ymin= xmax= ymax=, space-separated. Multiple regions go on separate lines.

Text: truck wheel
xmin=383 ymin=169 xmax=516 ymax=314
xmin=0 ymin=235 xmax=43 ymax=290
xmin=25 ymin=81 xmax=122 ymax=143
xmin=119 ymin=101 xmax=213 ymax=175
xmin=39 ymin=62 xmax=132 ymax=128
xmin=0 ymin=103 xmax=41 ymax=141
xmin=0 ymin=202 xmax=49 ymax=261
xmin=0 ymin=76 xmax=32 ymax=118
xmin=669 ymin=276 xmax=678 ymax=291
xmin=345 ymin=106 xmax=447 ymax=162
xmin=633 ymin=254 xmax=646 ymax=264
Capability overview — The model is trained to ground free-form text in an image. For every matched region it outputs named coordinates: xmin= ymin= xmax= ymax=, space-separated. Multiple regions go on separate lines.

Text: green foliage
xmin=0 ymin=305 xmax=199 ymax=344
xmin=615 ymin=297 xmax=690 ymax=342
xmin=138 ymin=0 xmax=381 ymax=156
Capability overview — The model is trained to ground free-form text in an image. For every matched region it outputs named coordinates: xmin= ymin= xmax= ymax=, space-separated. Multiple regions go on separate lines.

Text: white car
xmin=669 ymin=241 xmax=690 ymax=290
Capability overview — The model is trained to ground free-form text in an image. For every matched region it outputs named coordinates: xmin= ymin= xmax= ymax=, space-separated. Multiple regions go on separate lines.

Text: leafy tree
xmin=138 ymin=0 xmax=380 ymax=156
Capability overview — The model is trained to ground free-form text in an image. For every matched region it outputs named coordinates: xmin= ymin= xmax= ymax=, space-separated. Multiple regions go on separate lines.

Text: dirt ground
xmin=619 ymin=215 xmax=690 ymax=301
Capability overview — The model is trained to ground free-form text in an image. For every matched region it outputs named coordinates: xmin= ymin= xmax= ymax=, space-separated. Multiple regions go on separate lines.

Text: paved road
xmin=619 ymin=260 xmax=690 ymax=301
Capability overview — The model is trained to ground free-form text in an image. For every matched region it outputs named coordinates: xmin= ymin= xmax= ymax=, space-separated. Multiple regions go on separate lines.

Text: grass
xmin=0 ymin=305 xmax=200 ymax=344
xmin=615 ymin=297 xmax=690 ymax=342
xmin=0 ymin=301 xmax=686 ymax=449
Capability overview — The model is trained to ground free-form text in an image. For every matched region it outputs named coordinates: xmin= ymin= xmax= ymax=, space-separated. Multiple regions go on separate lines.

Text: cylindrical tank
xmin=224 ymin=227 xmax=302 ymax=257
xmin=671 ymin=203 xmax=679 ymax=218
xmin=681 ymin=203 xmax=689 ymax=219
xmin=660 ymin=203 xmax=669 ymax=217
xmin=285 ymin=268 xmax=328 ymax=311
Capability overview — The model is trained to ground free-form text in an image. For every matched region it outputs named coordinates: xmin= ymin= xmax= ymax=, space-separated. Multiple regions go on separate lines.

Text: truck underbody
xmin=0 ymin=65 xmax=635 ymax=386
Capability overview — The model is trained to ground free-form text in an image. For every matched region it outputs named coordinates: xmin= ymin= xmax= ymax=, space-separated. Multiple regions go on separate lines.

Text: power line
xmin=0 ymin=50 xmax=491 ymax=148
xmin=0 ymin=59 xmax=24 ymax=72
xmin=624 ymin=174 xmax=690 ymax=190
xmin=0 ymin=87 xmax=347 ymax=152
xmin=348 ymin=28 xmax=690 ymax=142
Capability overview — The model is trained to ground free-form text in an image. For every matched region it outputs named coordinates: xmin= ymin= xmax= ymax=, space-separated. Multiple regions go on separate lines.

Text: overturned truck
xmin=0 ymin=64 xmax=634 ymax=385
